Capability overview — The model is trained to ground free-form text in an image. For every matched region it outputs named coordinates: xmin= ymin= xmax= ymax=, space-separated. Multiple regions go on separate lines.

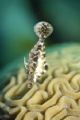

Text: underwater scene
xmin=0 ymin=0 xmax=80 ymax=120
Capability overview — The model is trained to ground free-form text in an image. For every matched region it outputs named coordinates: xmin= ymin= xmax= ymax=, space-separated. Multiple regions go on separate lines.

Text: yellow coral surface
xmin=0 ymin=44 xmax=80 ymax=120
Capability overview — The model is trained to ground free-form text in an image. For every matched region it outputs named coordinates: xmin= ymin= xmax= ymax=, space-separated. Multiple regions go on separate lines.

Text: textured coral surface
xmin=0 ymin=44 xmax=80 ymax=120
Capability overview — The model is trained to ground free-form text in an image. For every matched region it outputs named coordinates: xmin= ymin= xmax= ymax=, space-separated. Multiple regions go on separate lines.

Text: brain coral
xmin=0 ymin=44 xmax=80 ymax=120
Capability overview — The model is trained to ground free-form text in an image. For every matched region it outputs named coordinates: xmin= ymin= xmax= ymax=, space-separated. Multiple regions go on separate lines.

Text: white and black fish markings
xmin=24 ymin=21 xmax=53 ymax=87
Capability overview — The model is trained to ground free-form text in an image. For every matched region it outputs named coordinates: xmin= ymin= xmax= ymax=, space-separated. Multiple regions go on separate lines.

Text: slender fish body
xmin=24 ymin=21 xmax=53 ymax=87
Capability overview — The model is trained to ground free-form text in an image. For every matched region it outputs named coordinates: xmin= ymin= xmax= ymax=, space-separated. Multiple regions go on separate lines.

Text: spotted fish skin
xmin=24 ymin=21 xmax=53 ymax=86
xmin=24 ymin=38 xmax=48 ymax=83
